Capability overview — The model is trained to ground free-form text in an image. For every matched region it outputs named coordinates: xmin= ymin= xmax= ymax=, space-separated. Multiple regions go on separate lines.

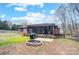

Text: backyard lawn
xmin=55 ymin=38 xmax=79 ymax=46
xmin=0 ymin=32 xmax=30 ymax=46
xmin=0 ymin=32 xmax=79 ymax=55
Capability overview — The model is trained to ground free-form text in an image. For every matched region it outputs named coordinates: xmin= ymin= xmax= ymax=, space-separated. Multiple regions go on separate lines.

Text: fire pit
xmin=27 ymin=40 xmax=42 ymax=46
xmin=26 ymin=33 xmax=42 ymax=46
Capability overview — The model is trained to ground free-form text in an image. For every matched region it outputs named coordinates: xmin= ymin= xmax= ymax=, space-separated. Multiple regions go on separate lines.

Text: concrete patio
xmin=34 ymin=38 xmax=53 ymax=42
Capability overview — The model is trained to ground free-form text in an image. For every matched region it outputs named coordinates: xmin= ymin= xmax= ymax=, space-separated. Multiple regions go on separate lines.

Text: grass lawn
xmin=55 ymin=38 xmax=79 ymax=47
xmin=0 ymin=33 xmax=79 ymax=54
xmin=0 ymin=32 xmax=30 ymax=46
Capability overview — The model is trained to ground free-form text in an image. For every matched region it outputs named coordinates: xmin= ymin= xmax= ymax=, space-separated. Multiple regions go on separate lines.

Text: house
xmin=18 ymin=23 xmax=60 ymax=36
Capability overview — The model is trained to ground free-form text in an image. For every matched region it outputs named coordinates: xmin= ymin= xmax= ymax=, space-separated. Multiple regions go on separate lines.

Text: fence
xmin=0 ymin=30 xmax=17 ymax=33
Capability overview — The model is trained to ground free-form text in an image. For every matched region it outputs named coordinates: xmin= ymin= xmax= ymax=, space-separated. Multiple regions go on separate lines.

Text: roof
xmin=17 ymin=25 xmax=27 ymax=29
xmin=18 ymin=23 xmax=57 ymax=28
xmin=27 ymin=23 xmax=55 ymax=27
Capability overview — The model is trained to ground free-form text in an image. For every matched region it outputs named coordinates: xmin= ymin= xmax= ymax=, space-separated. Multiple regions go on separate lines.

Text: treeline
xmin=55 ymin=3 xmax=79 ymax=37
xmin=0 ymin=19 xmax=18 ymax=30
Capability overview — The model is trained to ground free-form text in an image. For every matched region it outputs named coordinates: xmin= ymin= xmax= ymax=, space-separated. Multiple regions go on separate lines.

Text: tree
xmin=69 ymin=4 xmax=78 ymax=35
xmin=55 ymin=4 xmax=67 ymax=37
xmin=11 ymin=24 xmax=17 ymax=30
xmin=2 ymin=20 xmax=10 ymax=30
xmin=55 ymin=3 xmax=79 ymax=37
xmin=0 ymin=19 xmax=10 ymax=30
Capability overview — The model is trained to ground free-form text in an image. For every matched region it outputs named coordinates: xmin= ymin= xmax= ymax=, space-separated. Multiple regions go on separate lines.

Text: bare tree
xmin=69 ymin=4 xmax=78 ymax=35
xmin=55 ymin=3 xmax=79 ymax=37
xmin=55 ymin=4 xmax=67 ymax=37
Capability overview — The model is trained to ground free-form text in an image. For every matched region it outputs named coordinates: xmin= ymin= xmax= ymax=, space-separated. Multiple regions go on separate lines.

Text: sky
xmin=0 ymin=3 xmax=61 ymax=25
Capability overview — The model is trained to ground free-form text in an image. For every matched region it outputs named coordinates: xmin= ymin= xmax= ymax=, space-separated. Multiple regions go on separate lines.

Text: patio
xmin=34 ymin=38 xmax=53 ymax=42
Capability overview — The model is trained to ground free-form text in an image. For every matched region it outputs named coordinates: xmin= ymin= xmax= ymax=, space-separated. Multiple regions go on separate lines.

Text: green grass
xmin=0 ymin=32 xmax=30 ymax=46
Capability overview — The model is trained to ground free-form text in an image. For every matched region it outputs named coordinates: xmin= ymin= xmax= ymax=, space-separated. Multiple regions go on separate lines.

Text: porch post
xmin=53 ymin=25 xmax=54 ymax=36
